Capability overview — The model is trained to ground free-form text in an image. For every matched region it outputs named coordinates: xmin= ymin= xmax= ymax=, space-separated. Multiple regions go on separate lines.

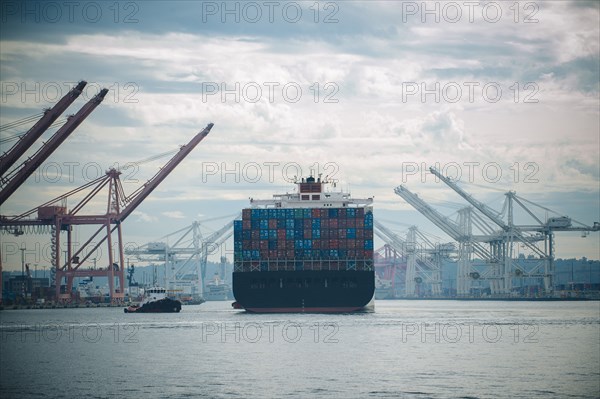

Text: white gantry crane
xmin=125 ymin=214 xmax=238 ymax=299
xmin=394 ymin=185 xmax=505 ymax=295
xmin=428 ymin=167 xmax=599 ymax=294
xmin=395 ymin=168 xmax=599 ymax=296
xmin=375 ymin=220 xmax=452 ymax=296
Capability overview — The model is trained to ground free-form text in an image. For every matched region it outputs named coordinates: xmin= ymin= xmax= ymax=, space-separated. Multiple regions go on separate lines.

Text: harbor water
xmin=1 ymin=300 xmax=599 ymax=398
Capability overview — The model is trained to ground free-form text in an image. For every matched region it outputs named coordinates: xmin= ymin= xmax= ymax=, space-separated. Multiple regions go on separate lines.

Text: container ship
xmin=232 ymin=175 xmax=375 ymax=312
xmin=205 ymin=272 xmax=232 ymax=301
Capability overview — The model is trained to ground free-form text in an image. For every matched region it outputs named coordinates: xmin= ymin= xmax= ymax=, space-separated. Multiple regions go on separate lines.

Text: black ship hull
xmin=233 ymin=270 xmax=375 ymax=313
xmin=124 ymin=297 xmax=182 ymax=313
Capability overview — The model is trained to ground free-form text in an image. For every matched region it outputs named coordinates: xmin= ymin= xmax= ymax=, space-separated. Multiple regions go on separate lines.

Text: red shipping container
xmin=277 ymin=229 xmax=286 ymax=238
xmin=347 ymin=240 xmax=356 ymax=249
xmin=339 ymin=219 xmax=347 ymax=228
xmin=277 ymin=250 xmax=286 ymax=258
xmin=269 ymin=219 xmax=277 ymax=229
xmin=251 ymin=241 xmax=259 ymax=249
xmin=312 ymin=209 xmax=321 ymax=218
xmin=304 ymin=229 xmax=312 ymax=239
xmin=260 ymin=241 xmax=268 ymax=250
xmin=365 ymin=230 xmax=373 ymax=239
xmin=242 ymin=209 xmax=252 ymax=219
xmin=356 ymin=239 xmax=364 ymax=249
xmin=243 ymin=220 xmax=252 ymax=230
xmin=329 ymin=239 xmax=339 ymax=249
xmin=339 ymin=209 xmax=346 ymax=218
xmin=320 ymin=209 xmax=328 ymax=218
xmin=251 ymin=230 xmax=260 ymax=240
xmin=356 ymin=229 xmax=364 ymax=239
xmin=356 ymin=219 xmax=364 ymax=228
xmin=321 ymin=219 xmax=329 ymax=228
xmin=347 ymin=219 xmax=356 ymax=228
xmin=338 ymin=240 xmax=347 ymax=249
xmin=356 ymin=208 xmax=365 ymax=217
xmin=286 ymin=249 xmax=295 ymax=258
xmin=303 ymin=219 xmax=312 ymax=229
xmin=242 ymin=240 xmax=251 ymax=250
xmin=330 ymin=219 xmax=338 ymax=228
xmin=348 ymin=249 xmax=357 ymax=258
xmin=339 ymin=229 xmax=347 ymax=239
xmin=313 ymin=240 xmax=321 ymax=249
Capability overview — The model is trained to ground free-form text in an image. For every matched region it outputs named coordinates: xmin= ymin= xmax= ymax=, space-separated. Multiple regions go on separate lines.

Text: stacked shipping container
xmin=234 ymin=207 xmax=374 ymax=272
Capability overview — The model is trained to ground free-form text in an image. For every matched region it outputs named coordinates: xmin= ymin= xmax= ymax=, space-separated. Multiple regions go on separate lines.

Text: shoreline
xmin=2 ymin=297 xmax=599 ymax=310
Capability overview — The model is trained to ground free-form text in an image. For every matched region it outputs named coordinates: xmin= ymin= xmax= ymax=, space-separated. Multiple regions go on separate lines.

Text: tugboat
xmin=124 ymin=287 xmax=182 ymax=313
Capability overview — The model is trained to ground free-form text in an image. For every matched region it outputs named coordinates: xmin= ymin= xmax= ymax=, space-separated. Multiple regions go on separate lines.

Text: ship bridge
xmin=250 ymin=176 xmax=373 ymax=209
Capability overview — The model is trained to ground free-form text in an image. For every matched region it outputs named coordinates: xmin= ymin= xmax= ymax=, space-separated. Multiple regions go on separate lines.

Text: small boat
xmin=205 ymin=272 xmax=231 ymax=301
xmin=124 ymin=287 xmax=182 ymax=313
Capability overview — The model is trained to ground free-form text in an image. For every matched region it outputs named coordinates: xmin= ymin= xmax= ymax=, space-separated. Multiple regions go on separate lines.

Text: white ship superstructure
xmin=249 ymin=175 xmax=373 ymax=209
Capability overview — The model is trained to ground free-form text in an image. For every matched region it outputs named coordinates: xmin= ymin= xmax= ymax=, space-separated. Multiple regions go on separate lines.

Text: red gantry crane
xmin=1 ymin=123 xmax=215 ymax=303
xmin=0 ymin=87 xmax=108 ymax=205
xmin=0 ymin=81 xmax=87 ymax=176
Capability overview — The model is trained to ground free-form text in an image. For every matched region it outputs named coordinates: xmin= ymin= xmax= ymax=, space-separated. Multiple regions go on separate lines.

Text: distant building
xmin=7 ymin=276 xmax=50 ymax=297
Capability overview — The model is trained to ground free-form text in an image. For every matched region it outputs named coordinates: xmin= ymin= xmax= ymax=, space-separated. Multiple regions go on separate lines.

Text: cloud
xmin=0 ymin=0 xmax=598 ymax=263
xmin=131 ymin=211 xmax=157 ymax=223
xmin=162 ymin=211 xmax=186 ymax=219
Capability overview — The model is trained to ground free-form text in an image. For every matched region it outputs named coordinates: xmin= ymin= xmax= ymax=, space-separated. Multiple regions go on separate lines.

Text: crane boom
xmin=394 ymin=185 xmax=497 ymax=261
xmin=0 ymin=88 xmax=108 ymax=205
xmin=374 ymin=220 xmax=407 ymax=255
xmin=394 ymin=185 xmax=463 ymax=240
xmin=204 ymin=217 xmax=237 ymax=245
xmin=117 ymin=123 xmax=214 ymax=222
xmin=429 ymin=167 xmax=508 ymax=229
xmin=0 ymin=81 xmax=87 ymax=175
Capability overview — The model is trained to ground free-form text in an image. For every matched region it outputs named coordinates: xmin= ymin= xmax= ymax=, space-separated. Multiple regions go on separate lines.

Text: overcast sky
xmin=1 ymin=0 xmax=599 ymax=271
